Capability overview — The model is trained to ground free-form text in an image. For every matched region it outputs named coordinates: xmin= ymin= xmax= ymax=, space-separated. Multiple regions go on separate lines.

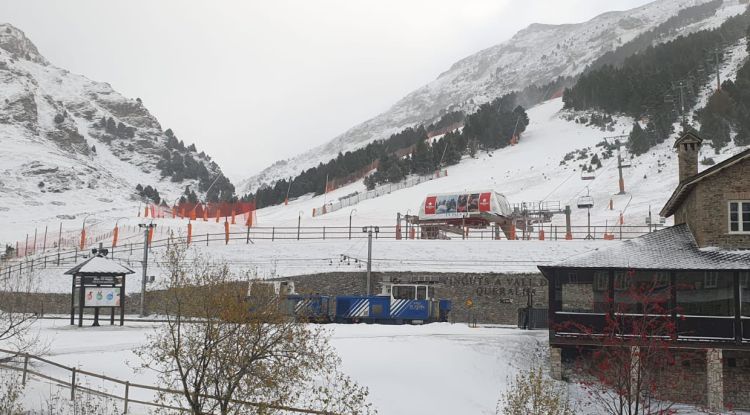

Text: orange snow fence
xmin=203 ymin=207 xmax=208 ymax=222
xmin=148 ymin=227 xmax=154 ymax=246
xmin=538 ymin=229 xmax=545 ymax=241
xmin=565 ymin=231 xmax=573 ymax=240
xmin=231 ymin=210 xmax=236 ymax=225
xmin=604 ymin=233 xmax=615 ymax=240
xmin=245 ymin=211 xmax=254 ymax=227
xmin=509 ymin=226 xmax=516 ymax=240
xmin=172 ymin=207 xmax=176 ymax=218
xmin=619 ymin=212 xmax=624 ymax=225
xmin=80 ymin=228 xmax=86 ymax=250
xmin=112 ymin=226 xmax=119 ymax=248
xmin=190 ymin=208 xmax=196 ymax=221
xmin=144 ymin=207 xmax=149 ymax=218
xmin=150 ymin=206 xmax=156 ymax=218
xmin=224 ymin=221 xmax=230 ymax=245
xmin=215 ymin=209 xmax=221 ymax=223
xmin=187 ymin=222 xmax=192 ymax=245
xmin=410 ymin=227 xmax=416 ymax=240
xmin=396 ymin=224 xmax=402 ymax=240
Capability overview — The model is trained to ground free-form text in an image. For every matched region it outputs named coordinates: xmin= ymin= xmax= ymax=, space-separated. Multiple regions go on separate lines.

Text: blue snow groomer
xmin=335 ymin=283 xmax=451 ymax=324
xmin=284 ymin=293 xmax=333 ymax=323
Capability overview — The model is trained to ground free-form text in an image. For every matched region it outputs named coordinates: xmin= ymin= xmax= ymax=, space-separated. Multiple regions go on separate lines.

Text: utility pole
xmin=672 ymin=80 xmax=689 ymax=127
xmin=361 ymin=226 xmax=380 ymax=295
xmin=138 ymin=223 xmax=156 ymax=317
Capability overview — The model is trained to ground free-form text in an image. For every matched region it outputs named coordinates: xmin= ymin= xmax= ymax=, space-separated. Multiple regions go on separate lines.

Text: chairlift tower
xmin=672 ymin=80 xmax=690 ymax=127
xmin=604 ymin=135 xmax=630 ymax=194
xmin=577 ymin=187 xmax=595 ymax=240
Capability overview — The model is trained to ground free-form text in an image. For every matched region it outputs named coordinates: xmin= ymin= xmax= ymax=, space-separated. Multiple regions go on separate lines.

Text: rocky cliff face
xmin=241 ymin=0 xmax=744 ymax=193
xmin=0 ymin=23 xmax=228 ymax=232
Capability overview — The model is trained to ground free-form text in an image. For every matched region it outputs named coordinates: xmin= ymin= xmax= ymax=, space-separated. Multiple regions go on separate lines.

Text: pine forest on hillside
xmin=564 ymin=7 xmax=750 ymax=155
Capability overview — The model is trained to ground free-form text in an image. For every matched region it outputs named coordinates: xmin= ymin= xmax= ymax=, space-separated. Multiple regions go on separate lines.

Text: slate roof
xmin=64 ymin=256 xmax=135 ymax=276
xmin=539 ymin=224 xmax=750 ymax=271
xmin=660 ymin=147 xmax=750 ymax=217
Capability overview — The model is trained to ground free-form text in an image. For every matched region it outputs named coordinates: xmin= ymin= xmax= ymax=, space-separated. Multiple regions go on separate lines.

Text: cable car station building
xmin=539 ymin=132 xmax=750 ymax=410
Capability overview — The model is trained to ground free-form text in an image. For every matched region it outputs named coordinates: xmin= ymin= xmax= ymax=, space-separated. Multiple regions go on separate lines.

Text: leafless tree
xmin=0 ymin=266 xmax=41 ymax=352
xmin=136 ymin=240 xmax=376 ymax=415
xmin=558 ymin=273 xmax=704 ymax=415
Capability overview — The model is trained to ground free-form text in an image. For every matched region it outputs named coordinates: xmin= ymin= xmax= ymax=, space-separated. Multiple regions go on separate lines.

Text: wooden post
xmin=124 ymin=381 xmax=130 ymax=413
xmin=70 ymin=367 xmax=77 ymax=400
xmin=57 ymin=222 xmax=62 ymax=265
xmin=22 ymin=355 xmax=28 ymax=385
xmin=272 ymin=227 xmax=275 ymax=241
xmin=78 ymin=283 xmax=84 ymax=327
xmin=42 ymin=225 xmax=48 ymax=254
xmin=246 ymin=225 xmax=250 ymax=244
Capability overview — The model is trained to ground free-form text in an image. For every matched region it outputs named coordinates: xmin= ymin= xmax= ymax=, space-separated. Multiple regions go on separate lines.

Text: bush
xmin=497 ymin=366 xmax=574 ymax=415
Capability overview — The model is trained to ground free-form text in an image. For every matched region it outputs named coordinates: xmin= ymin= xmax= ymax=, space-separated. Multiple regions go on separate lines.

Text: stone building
xmin=539 ymin=132 xmax=750 ymax=411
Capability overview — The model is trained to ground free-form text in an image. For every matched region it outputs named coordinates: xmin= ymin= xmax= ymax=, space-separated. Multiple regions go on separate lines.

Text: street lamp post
xmin=361 ymin=226 xmax=380 ymax=295
xmin=349 ymin=209 xmax=357 ymax=240
xmin=297 ymin=211 xmax=304 ymax=240
xmin=405 ymin=209 xmax=411 ymax=240
xmin=138 ymin=222 xmax=157 ymax=317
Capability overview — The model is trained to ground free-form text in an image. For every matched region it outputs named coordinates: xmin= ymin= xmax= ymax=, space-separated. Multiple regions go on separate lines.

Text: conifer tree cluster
xmin=563 ymin=8 xmax=750 ymax=155
xmin=698 ymin=26 xmax=750 ymax=150
xmin=135 ymin=183 xmax=161 ymax=204
xmin=97 ymin=116 xmax=136 ymax=139
xmin=243 ymin=93 xmax=529 ymax=208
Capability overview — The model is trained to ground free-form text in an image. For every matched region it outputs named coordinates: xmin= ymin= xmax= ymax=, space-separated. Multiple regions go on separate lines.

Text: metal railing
xmin=312 ymin=170 xmax=448 ymax=217
xmin=0 ymin=223 xmax=659 ymax=280
xmin=0 ymin=348 xmax=344 ymax=414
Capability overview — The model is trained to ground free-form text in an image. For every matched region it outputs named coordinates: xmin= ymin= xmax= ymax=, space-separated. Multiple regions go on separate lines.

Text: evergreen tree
xmin=628 ymin=123 xmax=650 ymax=156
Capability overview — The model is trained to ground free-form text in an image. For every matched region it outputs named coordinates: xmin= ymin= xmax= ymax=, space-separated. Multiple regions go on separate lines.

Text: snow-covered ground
xmin=7 ymin=319 xmax=548 ymax=415
xmin=4 ymin=319 xmax=743 ymax=415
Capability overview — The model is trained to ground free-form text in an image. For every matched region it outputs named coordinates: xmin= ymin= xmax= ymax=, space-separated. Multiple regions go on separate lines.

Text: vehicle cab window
xmin=393 ymin=285 xmax=416 ymax=300
xmin=417 ymin=286 xmax=427 ymax=300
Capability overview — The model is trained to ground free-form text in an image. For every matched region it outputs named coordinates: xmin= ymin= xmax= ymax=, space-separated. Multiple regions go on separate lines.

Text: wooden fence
xmin=0 ymin=348 xmax=344 ymax=414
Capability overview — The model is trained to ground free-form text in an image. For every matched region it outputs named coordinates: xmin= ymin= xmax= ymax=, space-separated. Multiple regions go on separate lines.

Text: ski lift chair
xmin=577 ymin=195 xmax=594 ymax=209
xmin=581 ymin=170 xmax=596 ymax=181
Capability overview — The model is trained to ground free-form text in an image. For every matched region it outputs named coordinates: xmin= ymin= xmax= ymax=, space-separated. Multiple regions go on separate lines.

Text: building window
xmin=614 ymin=271 xmax=628 ymax=291
xmin=742 ymin=272 xmax=750 ymax=318
xmin=559 ymin=270 xmax=608 ymax=313
xmin=676 ymin=271 xmax=734 ymax=316
xmin=704 ymin=272 xmax=719 ymax=289
xmin=654 ymin=272 xmax=670 ymax=288
xmin=594 ymin=272 xmax=608 ymax=292
xmin=728 ymin=201 xmax=750 ymax=233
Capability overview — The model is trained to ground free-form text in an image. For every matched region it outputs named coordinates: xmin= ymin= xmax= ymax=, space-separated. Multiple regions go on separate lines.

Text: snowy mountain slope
xmin=0 ymin=24 xmax=228 ymax=246
xmin=241 ymin=0 xmax=747 ymax=193
xmin=249 ymin=37 xmax=749 ymax=234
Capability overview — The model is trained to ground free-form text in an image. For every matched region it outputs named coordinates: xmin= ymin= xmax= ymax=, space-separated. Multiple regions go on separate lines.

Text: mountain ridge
xmin=0 ymin=23 xmax=233 ymax=240
xmin=240 ymin=0 xmax=744 ymax=194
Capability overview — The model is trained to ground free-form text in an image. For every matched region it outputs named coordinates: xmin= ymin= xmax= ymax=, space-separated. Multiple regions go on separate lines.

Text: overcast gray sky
xmin=1 ymin=0 xmax=653 ymax=182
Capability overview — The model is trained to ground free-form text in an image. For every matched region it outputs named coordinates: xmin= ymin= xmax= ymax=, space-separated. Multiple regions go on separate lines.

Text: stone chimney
xmin=675 ymin=131 xmax=703 ymax=183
